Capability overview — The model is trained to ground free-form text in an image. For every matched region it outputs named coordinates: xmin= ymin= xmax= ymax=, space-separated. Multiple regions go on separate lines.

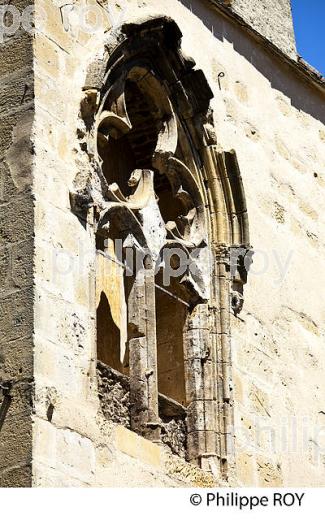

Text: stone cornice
xmin=206 ymin=0 xmax=325 ymax=93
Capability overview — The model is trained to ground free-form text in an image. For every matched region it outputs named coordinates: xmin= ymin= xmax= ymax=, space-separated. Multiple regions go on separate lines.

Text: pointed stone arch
xmin=71 ymin=15 xmax=253 ymax=480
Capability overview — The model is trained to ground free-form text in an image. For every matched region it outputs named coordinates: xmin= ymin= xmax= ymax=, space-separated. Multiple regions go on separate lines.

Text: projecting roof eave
xmin=206 ymin=0 xmax=325 ymax=93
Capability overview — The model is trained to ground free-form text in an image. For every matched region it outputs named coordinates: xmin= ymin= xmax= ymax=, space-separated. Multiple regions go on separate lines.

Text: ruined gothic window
xmin=71 ymin=17 xmax=252 ymax=478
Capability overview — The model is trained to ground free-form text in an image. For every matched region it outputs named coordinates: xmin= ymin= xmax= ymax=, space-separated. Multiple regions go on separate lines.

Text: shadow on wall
xmin=180 ymin=0 xmax=325 ymax=123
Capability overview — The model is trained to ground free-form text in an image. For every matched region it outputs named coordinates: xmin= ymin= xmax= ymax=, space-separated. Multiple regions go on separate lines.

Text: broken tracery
xmin=71 ymin=16 xmax=252 ymax=479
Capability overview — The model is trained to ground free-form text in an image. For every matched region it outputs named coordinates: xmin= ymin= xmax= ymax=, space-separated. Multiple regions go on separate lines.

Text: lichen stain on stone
xmin=5 ymin=111 xmax=34 ymax=192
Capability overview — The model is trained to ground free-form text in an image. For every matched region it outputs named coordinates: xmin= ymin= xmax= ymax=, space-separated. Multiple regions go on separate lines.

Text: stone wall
xmin=0 ymin=0 xmax=35 ymax=487
xmin=97 ymin=363 xmax=130 ymax=428
xmin=97 ymin=363 xmax=187 ymax=458
xmin=215 ymin=0 xmax=297 ymax=59
xmin=1 ymin=0 xmax=324 ymax=487
xmin=160 ymin=415 xmax=187 ymax=459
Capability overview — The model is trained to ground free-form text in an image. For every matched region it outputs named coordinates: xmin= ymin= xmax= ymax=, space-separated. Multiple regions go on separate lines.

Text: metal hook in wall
xmin=0 ymin=382 xmax=12 ymax=433
xmin=217 ymin=71 xmax=225 ymax=90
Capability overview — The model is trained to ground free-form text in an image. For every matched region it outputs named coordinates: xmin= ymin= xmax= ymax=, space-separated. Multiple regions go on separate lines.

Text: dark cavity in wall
xmin=96 ymin=362 xmax=188 ymax=457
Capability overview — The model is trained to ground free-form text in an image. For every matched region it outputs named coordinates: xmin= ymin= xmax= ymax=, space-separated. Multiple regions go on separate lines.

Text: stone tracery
xmin=71 ymin=16 xmax=252 ymax=479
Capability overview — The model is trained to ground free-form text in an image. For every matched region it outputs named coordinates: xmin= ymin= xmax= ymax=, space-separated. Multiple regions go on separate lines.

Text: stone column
xmin=214 ymin=248 xmax=235 ymax=478
xmin=127 ymin=254 xmax=160 ymax=442
xmin=185 ymin=304 xmax=218 ymax=467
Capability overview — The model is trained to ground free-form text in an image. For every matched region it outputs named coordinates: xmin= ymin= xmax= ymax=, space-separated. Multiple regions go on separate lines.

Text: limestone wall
xmin=0 ymin=0 xmax=35 ymax=487
xmin=180 ymin=0 xmax=325 ymax=486
xmin=1 ymin=0 xmax=323 ymax=487
xmin=216 ymin=0 xmax=297 ymax=59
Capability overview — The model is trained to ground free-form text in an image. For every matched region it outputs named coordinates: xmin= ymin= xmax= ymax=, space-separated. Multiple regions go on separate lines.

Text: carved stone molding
xmin=71 ymin=15 xmax=253 ymax=480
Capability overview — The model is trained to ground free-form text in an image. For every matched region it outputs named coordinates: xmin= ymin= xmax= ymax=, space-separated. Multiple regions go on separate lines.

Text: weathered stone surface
xmin=0 ymin=33 xmax=33 ymax=78
xmin=115 ymin=425 xmax=162 ymax=468
xmin=218 ymin=0 xmax=297 ymax=59
xmin=1 ymin=0 xmax=324 ymax=489
xmin=0 ymin=464 xmax=32 ymax=488
xmin=97 ymin=363 xmax=130 ymax=428
xmin=161 ymin=416 xmax=187 ymax=458
xmin=0 ymin=14 xmax=34 ymax=487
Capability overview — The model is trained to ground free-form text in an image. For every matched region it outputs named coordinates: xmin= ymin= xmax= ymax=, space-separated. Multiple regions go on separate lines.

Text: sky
xmin=291 ymin=0 xmax=325 ymax=75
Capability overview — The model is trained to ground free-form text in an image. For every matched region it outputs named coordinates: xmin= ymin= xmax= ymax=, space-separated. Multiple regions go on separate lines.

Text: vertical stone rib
xmin=128 ymin=259 xmax=160 ymax=442
xmin=143 ymin=261 xmax=160 ymax=442
xmin=203 ymin=144 xmax=237 ymax=480
xmin=185 ymin=304 xmax=219 ymax=468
